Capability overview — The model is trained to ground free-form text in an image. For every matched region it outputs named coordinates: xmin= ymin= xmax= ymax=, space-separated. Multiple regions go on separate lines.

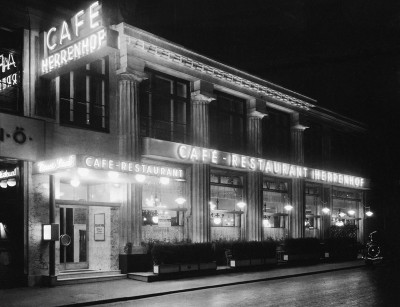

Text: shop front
xmin=142 ymin=137 xmax=369 ymax=242
xmin=33 ymin=154 xmax=186 ymax=277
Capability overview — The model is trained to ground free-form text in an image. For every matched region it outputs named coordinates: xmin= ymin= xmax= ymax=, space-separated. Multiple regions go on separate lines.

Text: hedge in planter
xmin=151 ymin=243 xmax=215 ymax=265
xmin=324 ymin=238 xmax=359 ymax=260
xmin=283 ymin=238 xmax=321 ymax=262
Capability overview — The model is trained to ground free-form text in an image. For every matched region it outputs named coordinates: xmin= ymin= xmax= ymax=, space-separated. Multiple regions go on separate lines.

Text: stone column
xmin=290 ymin=114 xmax=308 ymax=238
xmin=190 ymin=81 xmax=214 ymax=242
xmin=246 ymin=110 xmax=265 ymax=241
xmin=118 ymin=72 xmax=146 ymax=250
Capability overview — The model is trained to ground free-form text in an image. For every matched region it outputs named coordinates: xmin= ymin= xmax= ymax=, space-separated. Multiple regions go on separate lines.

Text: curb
xmin=57 ymin=263 xmax=365 ymax=306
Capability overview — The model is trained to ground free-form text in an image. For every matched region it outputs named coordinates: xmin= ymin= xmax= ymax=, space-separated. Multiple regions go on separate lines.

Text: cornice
xmin=119 ymin=23 xmax=316 ymax=111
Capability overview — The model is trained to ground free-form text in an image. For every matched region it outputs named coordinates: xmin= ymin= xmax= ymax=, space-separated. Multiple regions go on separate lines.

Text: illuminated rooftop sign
xmin=39 ymin=1 xmax=118 ymax=78
xmin=0 ymin=168 xmax=17 ymax=179
xmin=142 ymin=138 xmax=367 ymax=189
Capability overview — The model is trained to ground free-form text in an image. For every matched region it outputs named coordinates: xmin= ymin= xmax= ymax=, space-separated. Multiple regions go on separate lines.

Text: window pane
xmin=176 ymin=82 xmax=187 ymax=98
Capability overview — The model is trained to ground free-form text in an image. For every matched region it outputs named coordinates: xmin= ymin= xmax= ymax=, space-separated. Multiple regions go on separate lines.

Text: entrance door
xmin=59 ymin=206 xmax=88 ymax=270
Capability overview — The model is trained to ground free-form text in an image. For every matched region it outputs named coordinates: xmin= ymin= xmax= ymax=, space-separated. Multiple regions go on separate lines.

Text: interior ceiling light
xmin=237 ymin=201 xmax=246 ymax=209
xmin=108 ymin=171 xmax=119 ymax=179
xmin=135 ymin=174 xmax=146 ymax=183
xmin=7 ymin=178 xmax=16 ymax=187
xmin=175 ymin=197 xmax=186 ymax=205
xmin=322 ymin=207 xmax=330 ymax=214
xmin=284 ymin=204 xmax=293 ymax=211
xmin=77 ymin=168 xmax=89 ymax=176
xmin=160 ymin=177 xmax=170 ymax=185
xmin=70 ymin=178 xmax=80 ymax=188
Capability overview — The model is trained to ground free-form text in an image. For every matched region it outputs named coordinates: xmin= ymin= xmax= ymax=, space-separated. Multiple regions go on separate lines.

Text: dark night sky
xmin=27 ymin=0 xmax=400 ymax=237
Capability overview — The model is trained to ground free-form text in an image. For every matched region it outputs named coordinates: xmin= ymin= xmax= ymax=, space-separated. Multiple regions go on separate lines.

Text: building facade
xmin=0 ymin=1 xmax=370 ymax=287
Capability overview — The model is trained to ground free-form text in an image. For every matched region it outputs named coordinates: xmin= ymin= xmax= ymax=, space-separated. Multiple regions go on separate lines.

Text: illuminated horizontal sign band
xmin=83 ymin=156 xmax=185 ymax=179
xmin=33 ymin=155 xmax=185 ymax=180
xmin=142 ymin=138 xmax=367 ymax=189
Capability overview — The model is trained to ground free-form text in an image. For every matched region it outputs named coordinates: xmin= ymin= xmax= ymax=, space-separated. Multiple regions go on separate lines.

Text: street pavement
xmin=95 ymin=265 xmax=400 ymax=307
xmin=0 ymin=260 xmax=365 ymax=307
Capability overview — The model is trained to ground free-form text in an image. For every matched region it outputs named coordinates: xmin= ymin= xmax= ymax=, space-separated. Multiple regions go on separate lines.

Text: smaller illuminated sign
xmin=0 ymin=168 xmax=17 ymax=179
xmin=34 ymin=155 xmax=76 ymax=174
xmin=0 ymin=52 xmax=18 ymax=92
xmin=83 ymin=156 xmax=185 ymax=179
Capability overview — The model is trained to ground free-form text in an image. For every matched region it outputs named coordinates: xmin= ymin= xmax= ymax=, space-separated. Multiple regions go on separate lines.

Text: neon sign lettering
xmin=0 ymin=168 xmax=17 ymax=179
xmin=0 ymin=53 xmax=18 ymax=92
xmin=84 ymin=156 xmax=185 ymax=179
xmin=41 ymin=1 xmax=106 ymax=74
xmin=176 ymin=144 xmax=364 ymax=188
xmin=36 ymin=155 xmax=76 ymax=173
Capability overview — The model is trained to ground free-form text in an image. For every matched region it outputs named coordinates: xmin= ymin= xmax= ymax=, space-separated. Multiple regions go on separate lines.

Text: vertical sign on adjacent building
xmin=94 ymin=213 xmax=105 ymax=241
xmin=0 ymin=28 xmax=22 ymax=113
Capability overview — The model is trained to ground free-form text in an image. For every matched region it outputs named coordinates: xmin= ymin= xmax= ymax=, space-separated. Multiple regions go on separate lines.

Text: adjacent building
xmin=0 ymin=1 xmax=370 ymax=287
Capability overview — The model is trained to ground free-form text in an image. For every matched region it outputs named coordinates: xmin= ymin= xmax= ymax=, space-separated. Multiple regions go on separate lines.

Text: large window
xmin=210 ymin=91 xmax=246 ymax=153
xmin=60 ymin=58 xmax=109 ymax=132
xmin=262 ymin=107 xmax=290 ymax=161
xmin=140 ymin=70 xmax=190 ymax=143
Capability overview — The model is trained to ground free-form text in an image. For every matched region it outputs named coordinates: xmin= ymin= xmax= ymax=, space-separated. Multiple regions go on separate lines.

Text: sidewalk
xmin=0 ymin=260 xmax=365 ymax=307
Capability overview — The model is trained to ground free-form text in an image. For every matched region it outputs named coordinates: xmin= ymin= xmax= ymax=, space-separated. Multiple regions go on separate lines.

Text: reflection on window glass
xmin=58 ymin=181 xmax=122 ymax=203
xmin=141 ymin=176 xmax=186 ymax=227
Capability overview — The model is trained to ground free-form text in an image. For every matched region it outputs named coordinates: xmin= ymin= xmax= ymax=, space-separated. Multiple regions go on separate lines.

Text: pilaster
xmin=117 ymin=71 xmax=147 ymax=249
xmin=290 ymin=113 xmax=308 ymax=238
xmin=246 ymin=110 xmax=265 ymax=241
xmin=190 ymin=80 xmax=214 ymax=242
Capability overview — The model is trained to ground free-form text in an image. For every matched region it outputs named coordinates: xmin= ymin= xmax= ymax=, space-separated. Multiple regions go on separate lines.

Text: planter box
xmin=230 ymin=259 xmax=251 ymax=267
xmin=199 ymin=262 xmax=217 ymax=270
xmin=264 ymin=258 xmax=277 ymax=265
xmin=250 ymin=258 xmax=264 ymax=265
xmin=153 ymin=264 xmax=180 ymax=274
xmin=180 ymin=263 xmax=199 ymax=272
xmin=283 ymin=253 xmax=320 ymax=262
xmin=119 ymin=254 xmax=152 ymax=274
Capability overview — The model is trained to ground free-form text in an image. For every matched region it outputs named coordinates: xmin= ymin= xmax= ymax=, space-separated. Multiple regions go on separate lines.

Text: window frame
xmin=140 ymin=69 xmax=190 ymax=143
xmin=59 ymin=57 xmax=109 ymax=132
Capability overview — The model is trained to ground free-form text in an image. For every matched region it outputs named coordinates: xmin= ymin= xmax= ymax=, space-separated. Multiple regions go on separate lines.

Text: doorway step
xmin=57 ymin=269 xmax=126 ymax=285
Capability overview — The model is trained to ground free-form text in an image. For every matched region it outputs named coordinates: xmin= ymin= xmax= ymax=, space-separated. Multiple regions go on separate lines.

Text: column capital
xmin=191 ymin=91 xmax=215 ymax=104
xmin=191 ymin=80 xmax=215 ymax=104
xmin=248 ymin=110 xmax=267 ymax=120
xmin=291 ymin=113 xmax=308 ymax=131
xmin=117 ymin=68 xmax=148 ymax=82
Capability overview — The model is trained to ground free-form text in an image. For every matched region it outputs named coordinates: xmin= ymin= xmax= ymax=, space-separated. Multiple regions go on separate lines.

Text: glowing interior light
xmin=175 ymin=197 xmax=186 ymax=205
xmin=0 ymin=222 xmax=7 ymax=239
xmin=365 ymin=210 xmax=373 ymax=217
xmin=152 ymin=216 xmax=159 ymax=224
xmin=70 ymin=178 xmax=80 ymax=187
xmin=0 ymin=180 xmax=7 ymax=188
xmin=284 ymin=204 xmax=293 ymax=211
xmin=7 ymin=178 xmax=16 ymax=187
xmin=213 ymin=216 xmax=222 ymax=225
xmin=237 ymin=201 xmax=246 ymax=209
xmin=335 ymin=220 xmax=344 ymax=227
xmin=322 ymin=207 xmax=330 ymax=214
xmin=339 ymin=212 xmax=346 ymax=217
xmin=77 ymin=168 xmax=89 ymax=176
xmin=263 ymin=219 xmax=271 ymax=228
xmin=348 ymin=210 xmax=355 ymax=216
xmin=160 ymin=177 xmax=170 ymax=185
xmin=143 ymin=217 xmax=147 ymax=221
xmin=108 ymin=171 xmax=119 ymax=179
xmin=135 ymin=174 xmax=146 ymax=183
